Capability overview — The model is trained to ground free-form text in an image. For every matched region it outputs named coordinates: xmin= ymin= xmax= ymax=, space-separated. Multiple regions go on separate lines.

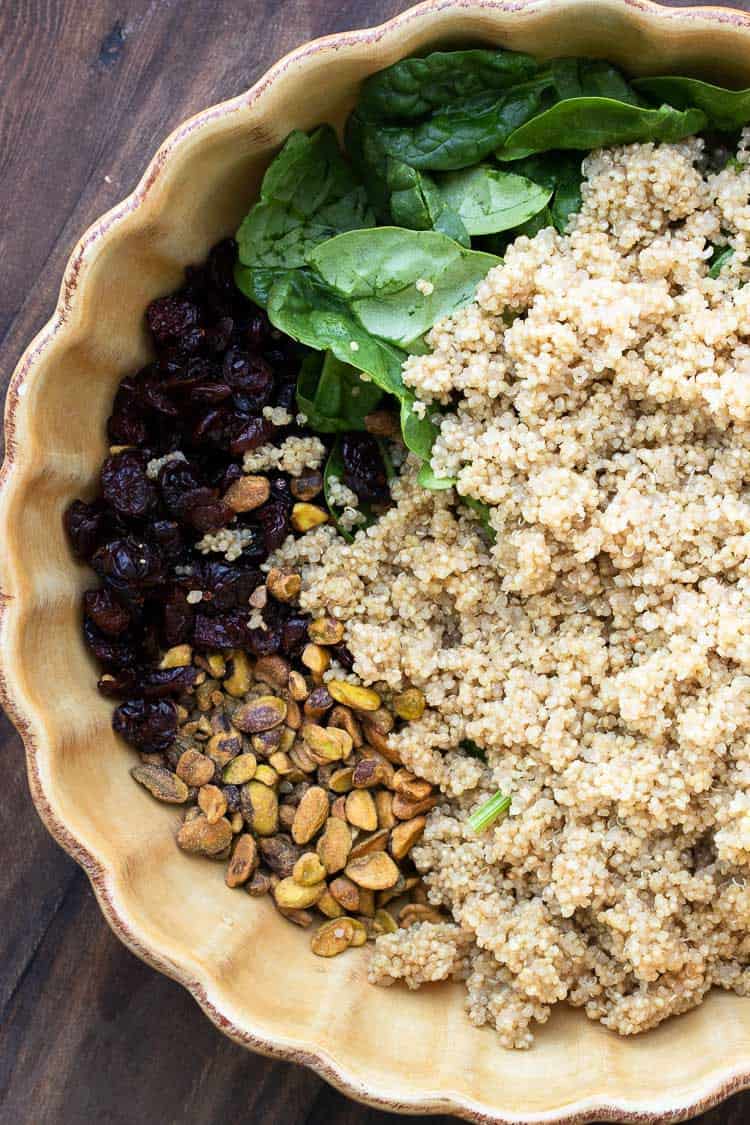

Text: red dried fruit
xmin=163 ymin=587 xmax=195 ymax=647
xmin=84 ymin=588 xmax=131 ymax=636
xmin=194 ymin=561 xmax=262 ymax=614
xmin=255 ymin=499 xmax=291 ymax=553
xmin=193 ymin=612 xmax=250 ymax=650
xmin=92 ymin=536 xmax=164 ymax=591
xmin=83 ymin=617 xmax=137 ymax=670
xmin=65 ymin=500 xmax=109 ymax=561
xmin=97 ymin=670 xmax=137 ymax=698
xmin=228 ymin=416 xmax=275 ymax=456
xmin=281 ymin=614 xmax=310 ymax=655
xmin=146 ymin=295 xmax=200 ymax=346
xmin=341 ymin=433 xmax=388 ymax=502
xmin=223 ymin=349 xmax=274 ymax=405
xmin=140 ymin=665 xmax=200 ymax=698
xmin=100 ymin=450 xmax=157 ymax=519
xmin=113 ymin=697 xmax=177 ymax=752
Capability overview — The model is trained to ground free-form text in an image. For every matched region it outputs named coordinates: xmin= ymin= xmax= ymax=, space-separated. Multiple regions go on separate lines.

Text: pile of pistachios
xmin=130 ymin=568 xmax=445 ymax=957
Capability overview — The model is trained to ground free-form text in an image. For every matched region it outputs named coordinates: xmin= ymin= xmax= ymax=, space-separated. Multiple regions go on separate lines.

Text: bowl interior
xmin=4 ymin=1 xmax=750 ymax=1120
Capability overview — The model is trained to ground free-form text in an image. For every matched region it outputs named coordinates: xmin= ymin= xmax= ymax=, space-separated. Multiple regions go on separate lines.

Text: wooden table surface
xmin=3 ymin=1 xmax=750 ymax=1121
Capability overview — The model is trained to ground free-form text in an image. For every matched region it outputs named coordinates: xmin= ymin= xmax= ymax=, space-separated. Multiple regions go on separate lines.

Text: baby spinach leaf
xmin=633 ymin=75 xmax=750 ymax=131
xmin=508 ymin=152 xmax=584 ymax=232
xmin=546 ymin=57 xmax=641 ymax=104
xmin=417 ymin=462 xmax=455 ymax=490
xmin=358 ymin=84 xmax=550 ymax=171
xmin=497 ymin=97 xmax=706 ymax=160
xmin=357 ymin=48 xmax=539 ymax=120
xmin=296 ymin=352 xmax=383 ymax=432
xmin=267 ymin=269 xmax=408 ymax=398
xmin=268 ymin=271 xmax=437 ymax=459
xmin=387 ymin=159 xmax=470 ymax=246
xmin=460 ymin=738 xmax=487 ymax=761
xmin=235 ymin=126 xmax=374 ymax=306
xmin=708 ymin=244 xmax=735 ymax=279
xmin=436 ymin=165 xmax=551 ymax=235
xmin=345 ymin=111 xmax=393 ymax=220
xmin=463 ymin=496 xmax=496 ymax=541
xmin=307 ymin=227 xmax=500 ymax=349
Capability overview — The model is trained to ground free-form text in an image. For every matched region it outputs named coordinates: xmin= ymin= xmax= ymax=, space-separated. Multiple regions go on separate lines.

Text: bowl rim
xmin=4 ymin=0 xmax=750 ymax=1120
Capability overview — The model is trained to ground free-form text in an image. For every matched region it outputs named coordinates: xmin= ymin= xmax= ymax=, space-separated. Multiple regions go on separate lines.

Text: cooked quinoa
xmin=272 ymin=136 xmax=750 ymax=1048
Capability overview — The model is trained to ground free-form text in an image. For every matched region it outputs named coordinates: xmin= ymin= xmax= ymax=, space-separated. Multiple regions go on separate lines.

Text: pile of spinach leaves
xmin=234 ymin=48 xmax=750 ymax=529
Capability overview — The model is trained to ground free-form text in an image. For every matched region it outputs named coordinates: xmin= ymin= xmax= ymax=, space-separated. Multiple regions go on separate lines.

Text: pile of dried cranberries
xmin=65 ymin=239 xmax=354 ymax=754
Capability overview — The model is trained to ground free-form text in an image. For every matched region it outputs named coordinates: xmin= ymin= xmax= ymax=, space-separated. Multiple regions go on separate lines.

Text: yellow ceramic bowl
xmin=3 ymin=1 xmax=750 ymax=1120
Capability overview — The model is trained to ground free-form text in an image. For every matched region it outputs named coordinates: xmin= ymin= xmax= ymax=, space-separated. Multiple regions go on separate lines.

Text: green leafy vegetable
xmin=708 ymin=244 xmax=735 ymax=279
xmin=546 ymin=57 xmax=642 ymax=104
xmin=497 ymin=97 xmax=706 ymax=161
xmin=464 ymin=496 xmax=496 ymax=541
xmin=634 ymin=75 xmax=750 ymax=131
xmin=504 ymin=152 xmax=584 ymax=233
xmin=417 ymin=462 xmax=455 ymax=490
xmin=268 ymin=271 xmax=440 ymax=458
xmin=400 ymin=399 xmax=440 ymax=461
xmin=307 ymin=227 xmax=500 ymax=349
xmin=468 ymin=789 xmax=511 ymax=833
xmin=387 ymin=159 xmax=470 ymax=245
xmin=296 ymin=352 xmax=383 ymax=432
xmin=267 ymin=270 xmax=408 ymax=396
xmin=357 ymin=48 xmax=539 ymax=121
xmin=460 ymin=739 xmax=487 ymax=761
xmin=235 ymin=126 xmax=374 ymax=305
xmin=437 ymin=165 xmax=551 ymax=235
xmin=350 ymin=85 xmax=549 ymax=172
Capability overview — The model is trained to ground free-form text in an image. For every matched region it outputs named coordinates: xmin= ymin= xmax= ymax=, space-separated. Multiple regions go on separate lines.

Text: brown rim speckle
xmin=3 ymin=2 xmax=750 ymax=1121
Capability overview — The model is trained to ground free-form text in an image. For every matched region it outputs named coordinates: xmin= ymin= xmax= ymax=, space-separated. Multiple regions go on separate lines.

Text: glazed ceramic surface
xmin=3 ymin=2 xmax=750 ymax=1121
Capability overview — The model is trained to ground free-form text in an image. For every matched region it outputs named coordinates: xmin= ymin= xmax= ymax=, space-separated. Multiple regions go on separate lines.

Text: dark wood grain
xmin=3 ymin=1 xmax=750 ymax=1122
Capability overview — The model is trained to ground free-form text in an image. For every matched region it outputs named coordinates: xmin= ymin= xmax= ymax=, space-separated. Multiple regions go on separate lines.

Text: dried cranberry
xmin=158 ymin=460 xmax=202 ymax=515
xmin=83 ymin=618 xmax=137 ymax=670
xmin=247 ymin=311 xmax=270 ymax=349
xmin=187 ymin=382 xmax=233 ymax=404
xmin=255 ymin=499 xmax=290 ymax=553
xmin=193 ymin=612 xmax=249 ymax=650
xmin=219 ymin=463 xmax=243 ymax=493
xmin=130 ymin=367 xmax=179 ymax=416
xmin=140 ymin=665 xmax=200 ymax=698
xmin=178 ymin=488 xmax=233 ymax=534
xmin=341 ymin=433 xmax=388 ymax=502
xmin=205 ymin=317 xmax=234 ymax=354
xmin=206 ymin=239 xmax=238 ymax=294
xmin=97 ymin=670 xmax=137 ymax=698
xmin=281 ymin=613 xmax=309 ymax=655
xmin=148 ymin=519 xmax=184 ymax=561
xmin=92 ymin=536 xmax=163 ymax=590
xmin=84 ymin=588 xmax=131 ymax=636
xmin=65 ymin=500 xmax=108 ymax=561
xmin=195 ymin=561 xmax=262 ymax=614
xmin=330 ymin=641 xmax=355 ymax=672
xmin=269 ymin=474 xmax=293 ymax=504
xmin=100 ymin=450 xmax=156 ymax=519
xmin=113 ymin=697 xmax=177 ymax=752
xmin=107 ymin=408 xmax=147 ymax=447
xmin=246 ymin=623 xmax=282 ymax=656
xmin=161 ymin=355 xmax=216 ymax=391
xmin=227 ymin=416 xmax=275 ymax=456
xmin=163 ymin=587 xmax=195 ymax=646
xmin=191 ymin=406 xmax=229 ymax=446
xmin=274 ymin=382 xmax=296 ymax=411
xmin=146 ymin=295 xmax=199 ymax=347
xmin=223 ymin=349 xmax=274 ymax=404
